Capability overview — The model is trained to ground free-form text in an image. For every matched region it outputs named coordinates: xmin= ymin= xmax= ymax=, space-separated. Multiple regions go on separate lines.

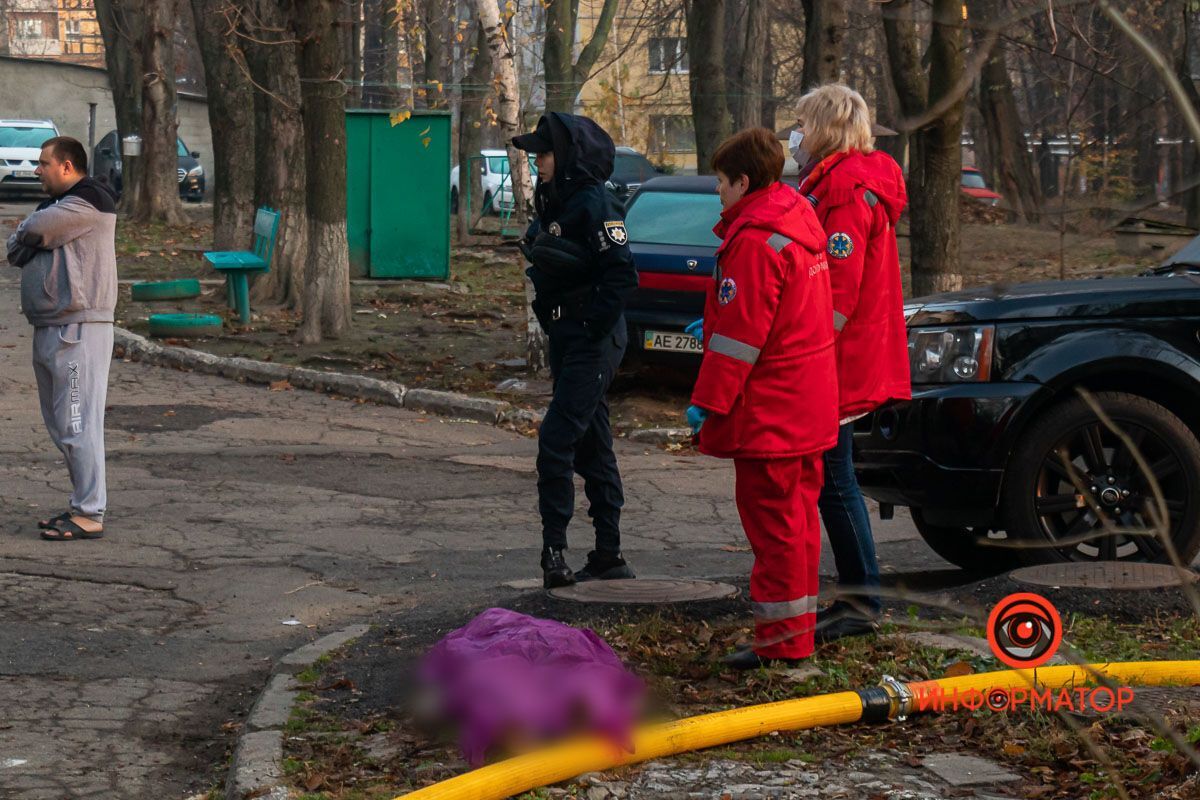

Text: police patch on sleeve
xmin=827 ymin=232 xmax=854 ymax=260
xmin=718 ymin=277 xmax=737 ymax=305
xmin=603 ymin=220 xmax=628 ymax=245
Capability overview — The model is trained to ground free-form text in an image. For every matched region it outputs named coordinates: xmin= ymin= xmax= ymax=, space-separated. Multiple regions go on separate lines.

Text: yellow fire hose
xmin=394 ymin=660 xmax=1200 ymax=800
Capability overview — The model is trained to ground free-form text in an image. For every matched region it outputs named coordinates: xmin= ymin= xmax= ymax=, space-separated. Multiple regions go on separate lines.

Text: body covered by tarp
xmin=419 ymin=608 xmax=644 ymax=766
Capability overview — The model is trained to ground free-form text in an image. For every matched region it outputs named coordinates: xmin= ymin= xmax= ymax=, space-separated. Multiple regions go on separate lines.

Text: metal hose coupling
xmin=859 ymin=674 xmax=915 ymax=722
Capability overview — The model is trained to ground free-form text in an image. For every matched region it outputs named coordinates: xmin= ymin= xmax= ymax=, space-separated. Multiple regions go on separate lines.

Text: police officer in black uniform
xmin=511 ymin=112 xmax=638 ymax=588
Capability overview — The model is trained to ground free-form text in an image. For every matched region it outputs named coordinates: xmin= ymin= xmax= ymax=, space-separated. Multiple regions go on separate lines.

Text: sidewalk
xmin=0 ymin=276 xmax=934 ymax=799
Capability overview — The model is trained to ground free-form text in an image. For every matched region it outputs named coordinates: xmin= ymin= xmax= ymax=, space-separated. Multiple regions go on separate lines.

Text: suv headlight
xmin=187 ymin=165 xmax=203 ymax=177
xmin=908 ymin=325 xmax=994 ymax=383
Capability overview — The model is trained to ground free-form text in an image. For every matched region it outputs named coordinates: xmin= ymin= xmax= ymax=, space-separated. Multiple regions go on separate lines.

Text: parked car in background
xmin=960 ymin=166 xmax=1001 ymax=205
xmin=0 ymin=119 xmax=59 ymax=194
xmin=450 ymin=149 xmax=536 ymax=214
xmin=607 ymin=146 xmax=663 ymax=204
xmin=92 ymin=130 xmax=206 ymax=202
xmin=622 ymin=175 xmax=721 ymax=361
xmin=854 ymin=268 xmax=1200 ymax=572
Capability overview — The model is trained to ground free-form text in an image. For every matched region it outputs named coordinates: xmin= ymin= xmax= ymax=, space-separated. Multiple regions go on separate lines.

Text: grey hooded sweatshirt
xmin=6 ymin=177 xmax=118 ymax=326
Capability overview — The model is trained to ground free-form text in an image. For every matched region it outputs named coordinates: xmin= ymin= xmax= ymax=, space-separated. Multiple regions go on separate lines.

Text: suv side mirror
xmin=190 ymin=151 xmax=200 ymax=159
xmin=99 ymin=148 xmax=112 ymax=157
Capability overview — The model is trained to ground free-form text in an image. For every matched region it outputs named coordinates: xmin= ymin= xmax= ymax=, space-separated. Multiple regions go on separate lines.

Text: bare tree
xmin=457 ymin=20 xmax=491 ymax=243
xmin=93 ymin=0 xmax=144 ymax=209
xmin=132 ymin=0 xmax=187 ymax=224
xmin=473 ymin=0 xmax=543 ymax=369
xmin=543 ymin=0 xmax=621 ymax=113
xmin=242 ymin=0 xmax=308 ymax=309
xmin=969 ymin=0 xmax=1041 ymax=223
xmin=684 ymin=0 xmax=732 ymax=174
xmin=418 ymin=0 xmax=452 ymax=108
xmin=189 ymin=0 xmax=256 ymax=249
xmin=725 ymin=0 xmax=770 ymax=128
xmin=1181 ymin=0 xmax=1200 ymax=228
xmin=800 ymin=0 xmax=844 ymax=91
xmin=294 ymin=0 xmax=352 ymax=342
xmin=883 ymin=0 xmax=966 ymax=296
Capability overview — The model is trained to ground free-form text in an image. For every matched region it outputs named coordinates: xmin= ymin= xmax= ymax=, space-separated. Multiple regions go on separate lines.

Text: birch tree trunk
xmin=295 ymin=0 xmax=352 ymax=343
xmin=473 ymin=0 xmax=544 ymax=371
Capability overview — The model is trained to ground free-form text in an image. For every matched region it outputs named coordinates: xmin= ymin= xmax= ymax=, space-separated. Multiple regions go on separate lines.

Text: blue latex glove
xmin=684 ymin=318 xmax=704 ymax=343
xmin=686 ymin=405 xmax=708 ymax=435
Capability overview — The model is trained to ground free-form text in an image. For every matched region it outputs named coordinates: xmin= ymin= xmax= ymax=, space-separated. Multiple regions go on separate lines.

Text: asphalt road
xmin=0 ymin=274 xmax=971 ymax=798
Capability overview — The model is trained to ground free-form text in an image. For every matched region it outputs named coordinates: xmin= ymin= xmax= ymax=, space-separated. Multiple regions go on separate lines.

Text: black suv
xmin=92 ymin=130 xmax=206 ymax=202
xmin=854 ymin=267 xmax=1200 ymax=571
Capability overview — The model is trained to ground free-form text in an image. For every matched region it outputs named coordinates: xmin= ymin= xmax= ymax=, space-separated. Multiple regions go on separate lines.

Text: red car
xmin=961 ymin=166 xmax=1001 ymax=205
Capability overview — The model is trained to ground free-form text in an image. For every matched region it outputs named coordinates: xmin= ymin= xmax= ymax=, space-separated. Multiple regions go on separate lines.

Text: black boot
xmin=541 ymin=547 xmax=575 ymax=589
xmin=815 ymin=603 xmax=880 ymax=644
xmin=574 ymin=550 xmax=635 ymax=582
xmin=720 ymin=649 xmax=803 ymax=670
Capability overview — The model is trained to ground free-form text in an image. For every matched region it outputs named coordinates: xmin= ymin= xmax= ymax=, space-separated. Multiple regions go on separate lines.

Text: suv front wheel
xmin=1002 ymin=391 xmax=1200 ymax=566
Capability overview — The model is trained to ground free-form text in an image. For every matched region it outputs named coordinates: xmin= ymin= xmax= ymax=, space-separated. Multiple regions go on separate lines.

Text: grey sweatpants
xmin=32 ymin=322 xmax=113 ymax=522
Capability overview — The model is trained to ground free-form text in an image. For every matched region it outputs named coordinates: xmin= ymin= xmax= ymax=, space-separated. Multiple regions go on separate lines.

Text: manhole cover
xmin=549 ymin=578 xmax=739 ymax=604
xmin=1010 ymin=562 xmax=1198 ymax=590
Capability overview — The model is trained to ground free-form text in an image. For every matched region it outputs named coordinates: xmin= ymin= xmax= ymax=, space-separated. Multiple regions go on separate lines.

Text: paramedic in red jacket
xmin=686 ymin=127 xmax=839 ymax=669
xmin=793 ymin=84 xmax=911 ymax=642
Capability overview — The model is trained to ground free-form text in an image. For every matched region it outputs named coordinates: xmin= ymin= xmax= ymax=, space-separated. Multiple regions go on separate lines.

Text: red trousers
xmin=734 ymin=454 xmax=824 ymax=660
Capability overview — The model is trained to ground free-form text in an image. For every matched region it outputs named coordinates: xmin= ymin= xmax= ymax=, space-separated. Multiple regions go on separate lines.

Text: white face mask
xmin=788 ymin=129 xmax=811 ymax=168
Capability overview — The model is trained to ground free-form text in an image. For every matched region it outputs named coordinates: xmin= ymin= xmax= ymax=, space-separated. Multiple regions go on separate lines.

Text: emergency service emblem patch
xmin=548 ymin=222 xmax=561 ymax=236
xmin=603 ymin=220 xmax=628 ymax=245
xmin=718 ymin=277 xmax=737 ymax=305
xmin=827 ymin=232 xmax=854 ymax=259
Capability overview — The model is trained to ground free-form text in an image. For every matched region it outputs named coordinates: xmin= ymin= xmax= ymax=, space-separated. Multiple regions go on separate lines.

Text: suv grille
xmin=177 ymin=168 xmax=186 ymax=183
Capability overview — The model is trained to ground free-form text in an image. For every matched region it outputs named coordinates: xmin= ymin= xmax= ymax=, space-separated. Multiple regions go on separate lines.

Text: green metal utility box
xmin=346 ymin=109 xmax=451 ymax=280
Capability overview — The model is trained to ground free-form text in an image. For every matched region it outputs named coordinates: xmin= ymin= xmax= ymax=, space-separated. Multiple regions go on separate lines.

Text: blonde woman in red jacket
xmin=792 ymin=84 xmax=911 ymax=642
xmin=688 ymin=127 xmax=839 ymax=668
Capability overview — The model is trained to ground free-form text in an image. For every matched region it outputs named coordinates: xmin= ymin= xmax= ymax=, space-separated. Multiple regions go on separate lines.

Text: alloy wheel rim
xmin=1032 ymin=420 xmax=1186 ymax=562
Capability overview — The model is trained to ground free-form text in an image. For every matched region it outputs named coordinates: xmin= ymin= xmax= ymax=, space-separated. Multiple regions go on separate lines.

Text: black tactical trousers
xmin=538 ymin=316 xmax=627 ymax=553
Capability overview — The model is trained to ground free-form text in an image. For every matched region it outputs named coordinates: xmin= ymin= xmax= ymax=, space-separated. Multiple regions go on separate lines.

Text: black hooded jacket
xmin=524 ymin=113 xmax=638 ymax=341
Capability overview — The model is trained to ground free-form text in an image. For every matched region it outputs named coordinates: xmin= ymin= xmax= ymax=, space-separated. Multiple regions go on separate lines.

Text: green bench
xmin=204 ymin=207 xmax=281 ymax=324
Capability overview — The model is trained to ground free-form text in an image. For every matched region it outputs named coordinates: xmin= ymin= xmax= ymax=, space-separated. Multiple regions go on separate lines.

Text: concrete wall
xmin=0 ymin=55 xmax=213 ymax=192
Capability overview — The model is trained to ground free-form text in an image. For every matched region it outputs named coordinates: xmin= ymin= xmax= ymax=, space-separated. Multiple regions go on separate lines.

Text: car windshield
xmin=961 ymin=171 xmax=987 ymax=189
xmin=613 ymin=153 xmax=655 ymax=183
xmin=177 ymin=139 xmax=189 ymax=157
xmin=625 ymin=190 xmax=722 ymax=248
xmin=0 ymin=126 xmax=55 ymax=148
xmin=486 ymin=155 xmax=537 ymax=176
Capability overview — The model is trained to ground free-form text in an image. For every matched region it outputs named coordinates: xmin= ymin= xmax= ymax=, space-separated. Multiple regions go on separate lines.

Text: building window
xmin=650 ymin=114 xmax=694 ymax=153
xmin=648 ymin=37 xmax=688 ymax=74
xmin=17 ymin=19 xmax=45 ymax=38
xmin=66 ymin=19 xmax=82 ymax=36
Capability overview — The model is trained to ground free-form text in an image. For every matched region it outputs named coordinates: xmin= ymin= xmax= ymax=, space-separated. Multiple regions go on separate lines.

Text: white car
xmin=0 ymin=119 xmax=59 ymax=194
xmin=450 ymin=149 xmax=536 ymax=214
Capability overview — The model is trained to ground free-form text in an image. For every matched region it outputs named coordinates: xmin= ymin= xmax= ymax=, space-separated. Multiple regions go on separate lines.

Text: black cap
xmin=511 ymin=118 xmax=554 ymax=153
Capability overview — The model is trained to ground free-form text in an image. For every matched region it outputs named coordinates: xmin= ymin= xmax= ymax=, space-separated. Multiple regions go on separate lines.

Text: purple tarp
xmin=419 ymin=608 xmax=644 ymax=766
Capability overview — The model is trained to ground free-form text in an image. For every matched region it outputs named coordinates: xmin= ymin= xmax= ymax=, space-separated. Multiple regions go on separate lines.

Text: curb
xmin=225 ymin=624 xmax=371 ymax=800
xmin=112 ymin=327 xmax=544 ymax=429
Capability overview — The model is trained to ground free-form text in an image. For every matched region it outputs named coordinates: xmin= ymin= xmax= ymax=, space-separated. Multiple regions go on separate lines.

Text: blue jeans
xmin=818 ymin=422 xmax=881 ymax=615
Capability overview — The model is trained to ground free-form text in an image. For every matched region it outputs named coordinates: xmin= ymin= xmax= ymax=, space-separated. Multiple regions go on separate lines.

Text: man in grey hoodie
xmin=6 ymin=136 xmax=118 ymax=540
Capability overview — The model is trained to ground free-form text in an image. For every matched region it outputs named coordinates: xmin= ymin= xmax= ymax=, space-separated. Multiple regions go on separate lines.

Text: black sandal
xmin=37 ymin=511 xmax=72 ymax=530
xmin=41 ymin=517 xmax=105 ymax=541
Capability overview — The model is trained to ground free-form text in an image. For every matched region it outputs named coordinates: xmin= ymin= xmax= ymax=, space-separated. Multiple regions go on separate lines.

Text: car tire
xmin=131 ymin=278 xmax=202 ymax=301
xmin=911 ymin=509 xmax=1021 ymax=574
xmin=450 ymin=187 xmax=459 ymax=214
xmin=1002 ymin=391 xmax=1200 ymax=566
xmin=482 ymin=191 xmax=493 ymax=216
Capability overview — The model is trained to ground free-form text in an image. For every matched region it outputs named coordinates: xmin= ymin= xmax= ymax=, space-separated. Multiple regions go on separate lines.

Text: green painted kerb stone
xmin=148 ymin=313 xmax=223 ymax=338
xmin=130 ymin=278 xmax=202 ymax=301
